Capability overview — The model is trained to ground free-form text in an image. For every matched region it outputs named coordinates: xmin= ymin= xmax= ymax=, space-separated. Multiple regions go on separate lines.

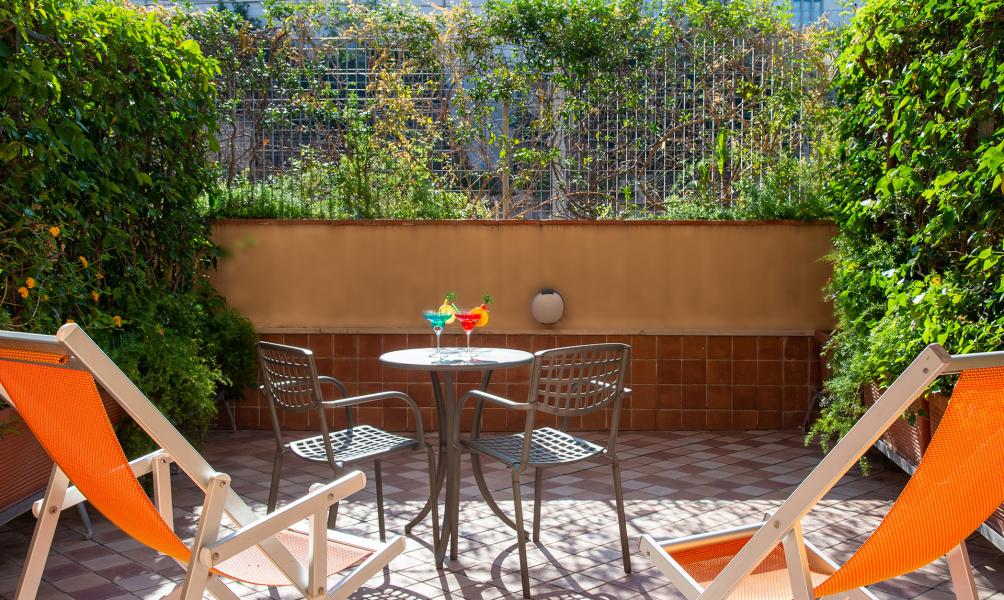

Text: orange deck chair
xmin=641 ymin=343 xmax=1004 ymax=600
xmin=0 ymin=324 xmax=405 ymax=600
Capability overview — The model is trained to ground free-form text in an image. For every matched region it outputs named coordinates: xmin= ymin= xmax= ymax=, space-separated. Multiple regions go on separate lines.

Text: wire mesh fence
xmin=204 ymin=24 xmax=821 ymax=218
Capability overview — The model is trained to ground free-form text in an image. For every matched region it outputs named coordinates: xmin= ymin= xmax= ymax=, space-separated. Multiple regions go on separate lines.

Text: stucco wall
xmin=210 ymin=220 xmax=836 ymax=335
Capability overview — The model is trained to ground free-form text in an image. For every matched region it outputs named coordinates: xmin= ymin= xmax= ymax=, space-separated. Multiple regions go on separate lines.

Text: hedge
xmin=812 ymin=0 xmax=1004 ymax=448
xmin=0 ymin=0 xmax=256 ymax=452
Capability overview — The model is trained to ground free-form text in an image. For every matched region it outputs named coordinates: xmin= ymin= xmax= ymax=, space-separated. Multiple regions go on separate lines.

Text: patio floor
xmin=2 ymin=430 xmax=1004 ymax=600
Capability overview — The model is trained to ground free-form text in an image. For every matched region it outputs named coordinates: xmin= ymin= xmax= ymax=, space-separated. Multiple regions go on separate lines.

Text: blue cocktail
xmin=423 ymin=310 xmax=450 ymax=359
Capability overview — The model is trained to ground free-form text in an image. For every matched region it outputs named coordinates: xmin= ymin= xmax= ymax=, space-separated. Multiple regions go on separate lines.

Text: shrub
xmin=0 ymin=0 xmax=256 ymax=451
xmin=811 ymin=0 xmax=1004 ymax=449
xmin=185 ymin=0 xmax=833 ymax=220
xmin=205 ymin=108 xmax=483 ymax=219
xmin=651 ymin=155 xmax=832 ymax=221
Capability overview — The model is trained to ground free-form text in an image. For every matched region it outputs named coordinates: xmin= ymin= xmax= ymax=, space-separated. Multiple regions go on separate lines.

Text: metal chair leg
xmin=77 ymin=504 xmax=93 ymax=540
xmin=406 ymin=444 xmax=446 ymax=533
xmin=512 ymin=471 xmax=531 ymax=599
xmin=472 ymin=453 xmax=524 ymax=532
xmin=375 ymin=459 xmax=386 ymax=542
xmin=612 ymin=459 xmax=632 ymax=574
xmin=223 ymin=398 xmax=237 ymax=433
xmin=267 ymin=449 xmax=284 ymax=513
xmin=327 ymin=464 xmax=342 ymax=530
xmin=533 ymin=468 xmax=543 ymax=544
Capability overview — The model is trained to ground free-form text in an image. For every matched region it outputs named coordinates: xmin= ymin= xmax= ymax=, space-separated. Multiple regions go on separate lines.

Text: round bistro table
xmin=380 ymin=347 xmax=533 ymax=566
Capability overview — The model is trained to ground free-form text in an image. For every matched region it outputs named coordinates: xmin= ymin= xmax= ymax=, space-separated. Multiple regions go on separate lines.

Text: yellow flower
xmin=25 ymin=277 xmax=35 ymax=289
xmin=79 ymin=256 xmax=89 ymax=268
xmin=48 ymin=226 xmax=60 ymax=237
xmin=18 ymin=287 xmax=29 ymax=299
xmin=91 ymin=291 xmax=100 ymax=302
xmin=65 ymin=319 xmax=75 ymax=324
xmin=113 ymin=315 xmax=122 ymax=328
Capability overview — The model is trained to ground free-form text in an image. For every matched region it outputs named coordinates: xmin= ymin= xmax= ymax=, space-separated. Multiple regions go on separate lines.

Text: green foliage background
xmin=0 ymin=0 xmax=257 ymax=453
xmin=195 ymin=0 xmax=834 ymax=220
xmin=811 ymin=0 xmax=1004 ymax=448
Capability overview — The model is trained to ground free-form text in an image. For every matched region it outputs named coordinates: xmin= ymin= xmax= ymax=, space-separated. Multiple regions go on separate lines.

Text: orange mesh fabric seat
xmin=0 ymin=324 xmax=404 ymax=600
xmin=815 ymin=366 xmax=1004 ymax=597
xmin=670 ymin=537 xmax=831 ymax=600
xmin=641 ymin=344 xmax=1004 ymax=600
xmin=0 ymin=358 xmax=370 ymax=586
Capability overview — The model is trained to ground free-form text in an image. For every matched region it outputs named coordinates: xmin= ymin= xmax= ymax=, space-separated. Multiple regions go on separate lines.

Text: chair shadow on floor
xmin=475 ymin=541 xmax=635 ymax=599
xmin=350 ymin=585 xmax=435 ymax=600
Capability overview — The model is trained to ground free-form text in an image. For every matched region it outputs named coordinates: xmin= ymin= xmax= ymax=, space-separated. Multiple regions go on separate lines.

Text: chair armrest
xmin=460 ymin=389 xmax=535 ymax=447
xmin=321 ymin=391 xmax=425 ymax=440
xmin=459 ymin=389 xmax=533 ymax=411
xmin=317 ymin=375 xmax=350 ymax=399
xmin=35 ymin=449 xmax=171 ymax=517
xmin=204 ymin=471 xmax=366 ymax=567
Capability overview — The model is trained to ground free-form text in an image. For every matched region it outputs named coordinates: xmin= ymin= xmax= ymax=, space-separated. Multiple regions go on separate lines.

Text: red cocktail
xmin=454 ymin=311 xmax=480 ymax=359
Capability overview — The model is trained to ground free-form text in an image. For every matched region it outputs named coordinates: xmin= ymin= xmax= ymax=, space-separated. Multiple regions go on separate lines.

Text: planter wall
xmin=866 ymin=383 xmax=930 ymax=471
xmin=210 ymin=220 xmax=837 ymax=335
xmin=0 ymin=391 xmax=126 ymax=523
xmin=871 ymin=390 xmax=1004 ymax=553
xmin=212 ymin=220 xmax=836 ymax=432
xmin=927 ymin=394 xmax=1004 ymax=553
xmin=0 ymin=408 xmax=52 ymax=524
xmin=235 ymin=331 xmax=824 ymax=432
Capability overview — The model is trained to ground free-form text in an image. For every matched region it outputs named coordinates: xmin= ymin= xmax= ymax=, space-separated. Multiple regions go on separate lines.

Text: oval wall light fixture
xmin=531 ymin=289 xmax=564 ymax=324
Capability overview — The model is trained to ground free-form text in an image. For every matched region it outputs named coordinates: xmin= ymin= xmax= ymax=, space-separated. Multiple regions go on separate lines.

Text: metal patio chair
xmin=458 ymin=343 xmax=632 ymax=598
xmin=257 ymin=341 xmax=438 ymax=543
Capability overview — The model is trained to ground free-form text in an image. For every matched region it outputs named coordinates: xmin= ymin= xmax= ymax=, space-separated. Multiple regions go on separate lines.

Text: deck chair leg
xmin=375 ymin=459 xmax=386 ymax=542
xmin=181 ymin=474 xmax=230 ymax=600
xmin=308 ymin=483 xmax=329 ymax=599
xmin=512 ymin=470 xmax=532 ymax=599
xmin=946 ymin=542 xmax=979 ymax=600
xmin=206 ymin=575 xmax=241 ymax=600
xmin=533 ymin=467 xmax=543 ymax=544
xmin=14 ymin=466 xmax=70 ymax=600
xmin=268 ymin=447 xmax=284 ymax=513
xmin=153 ymin=453 xmax=175 ymax=528
xmin=782 ymin=525 xmax=814 ymax=600
xmin=612 ymin=459 xmax=632 ymax=574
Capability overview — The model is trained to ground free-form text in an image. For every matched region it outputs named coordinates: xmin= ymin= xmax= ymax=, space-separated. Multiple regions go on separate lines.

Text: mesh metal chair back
xmin=529 ymin=343 xmax=630 ymax=417
xmin=257 ymin=341 xmax=322 ymax=414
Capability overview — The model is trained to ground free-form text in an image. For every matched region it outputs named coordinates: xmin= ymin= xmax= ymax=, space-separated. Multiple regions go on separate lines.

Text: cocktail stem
xmin=434 ymin=327 xmax=442 ymax=356
xmin=465 ymin=330 xmax=472 ymax=358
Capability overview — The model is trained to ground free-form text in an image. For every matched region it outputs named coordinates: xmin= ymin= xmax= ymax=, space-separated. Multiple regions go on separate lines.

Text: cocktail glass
xmin=454 ymin=311 xmax=479 ymax=360
xmin=423 ymin=310 xmax=450 ymax=359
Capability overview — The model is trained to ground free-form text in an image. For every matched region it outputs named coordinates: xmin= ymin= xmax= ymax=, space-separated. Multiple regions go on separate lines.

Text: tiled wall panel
xmin=235 ymin=333 xmax=822 ymax=432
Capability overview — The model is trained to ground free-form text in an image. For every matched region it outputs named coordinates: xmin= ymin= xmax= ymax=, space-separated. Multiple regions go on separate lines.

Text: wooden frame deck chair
xmin=0 ymin=324 xmax=405 ymax=600
xmin=641 ymin=343 xmax=1004 ymax=600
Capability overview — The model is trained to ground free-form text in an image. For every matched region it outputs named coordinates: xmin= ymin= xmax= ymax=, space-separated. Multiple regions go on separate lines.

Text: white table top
xmin=380 ymin=347 xmax=534 ymax=371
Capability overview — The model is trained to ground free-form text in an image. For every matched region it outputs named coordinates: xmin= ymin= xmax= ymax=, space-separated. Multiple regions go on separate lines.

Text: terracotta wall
xmin=235 ymin=331 xmax=823 ymax=433
xmin=211 ymin=220 xmax=836 ymax=335
xmin=212 ymin=220 xmax=835 ymax=432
